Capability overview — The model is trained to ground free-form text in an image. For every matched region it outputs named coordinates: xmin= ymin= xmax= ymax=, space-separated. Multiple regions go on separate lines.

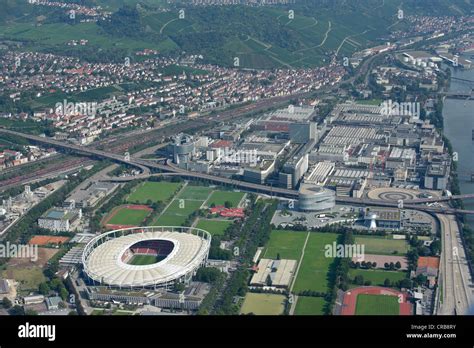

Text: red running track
xmin=341 ymin=286 xmax=412 ymax=315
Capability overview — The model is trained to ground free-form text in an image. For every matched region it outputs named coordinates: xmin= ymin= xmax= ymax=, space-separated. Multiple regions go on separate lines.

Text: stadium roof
xmin=83 ymin=228 xmax=210 ymax=288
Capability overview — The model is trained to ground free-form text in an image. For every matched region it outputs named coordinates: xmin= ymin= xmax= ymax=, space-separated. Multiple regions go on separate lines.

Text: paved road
xmin=437 ymin=213 xmax=473 ymax=315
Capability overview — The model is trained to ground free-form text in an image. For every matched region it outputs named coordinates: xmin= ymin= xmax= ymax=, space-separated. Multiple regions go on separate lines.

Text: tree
xmin=224 ymin=201 xmax=232 ymax=208
xmin=60 ymin=287 xmax=68 ymax=301
xmin=398 ymin=278 xmax=413 ymax=289
xmin=276 ymin=253 xmax=281 ymax=260
xmin=9 ymin=305 xmax=24 ymax=315
xmin=395 ymin=261 xmax=401 ymax=269
xmin=354 ymin=275 xmax=364 ymax=285
xmin=39 ymin=282 xmax=50 ymax=295
xmin=2 ymin=297 xmax=12 ymax=309
xmin=384 ymin=278 xmax=392 ymax=287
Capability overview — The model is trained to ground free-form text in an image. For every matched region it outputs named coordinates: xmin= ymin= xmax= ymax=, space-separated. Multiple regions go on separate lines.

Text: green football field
xmin=129 ymin=254 xmax=161 ymax=265
xmin=196 ymin=219 xmax=233 ymax=236
xmin=207 ymin=191 xmax=244 ymax=207
xmin=178 ymin=186 xmax=213 ymax=200
xmin=263 ymin=230 xmax=307 ymax=260
xmin=354 ymin=236 xmax=408 ymax=255
xmin=152 ymin=199 xmax=204 ymax=227
xmin=107 ymin=207 xmax=150 ymax=226
xmin=127 ymin=182 xmax=182 ymax=204
xmin=240 ymin=293 xmax=286 ymax=315
xmin=262 ymin=230 xmax=338 ymax=293
xmin=293 ymin=232 xmax=338 ymax=293
xmin=355 ymin=294 xmax=399 ymax=315
xmin=294 ymin=296 xmax=326 ymax=315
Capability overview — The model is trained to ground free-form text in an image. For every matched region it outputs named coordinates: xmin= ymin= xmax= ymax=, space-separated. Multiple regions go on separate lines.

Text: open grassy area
xmin=152 ymin=214 xmax=187 ymax=227
xmin=177 ymin=186 xmax=213 ymax=201
xmin=107 ymin=207 xmax=150 ymax=226
xmin=163 ymin=199 xmax=204 ymax=216
xmin=263 ymin=230 xmax=307 ymax=260
xmin=293 ymin=232 xmax=338 ymax=293
xmin=206 ymin=191 xmax=244 ymax=207
xmin=355 ymin=294 xmax=399 ymax=315
xmin=152 ymin=199 xmax=204 ymax=227
xmin=1 ymin=266 xmax=46 ymax=293
xmin=127 ymin=182 xmax=182 ymax=204
xmin=240 ymin=293 xmax=286 ymax=315
xmin=355 ymin=236 xmax=408 ymax=255
xmin=262 ymin=230 xmax=337 ymax=294
xmin=294 ymin=296 xmax=326 ymax=315
xmin=195 ymin=219 xmax=233 ymax=236
xmin=348 ymin=269 xmax=407 ymax=287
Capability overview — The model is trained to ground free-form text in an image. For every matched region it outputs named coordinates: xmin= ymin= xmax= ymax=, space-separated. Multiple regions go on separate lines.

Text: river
xmin=442 ymin=62 xmax=474 ymax=226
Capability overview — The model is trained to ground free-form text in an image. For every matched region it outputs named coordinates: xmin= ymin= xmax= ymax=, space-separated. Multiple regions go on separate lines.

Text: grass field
xmin=293 ymin=232 xmax=338 ymax=293
xmin=348 ymin=269 xmax=407 ymax=287
xmin=355 ymin=236 xmax=408 ymax=255
xmin=129 ymin=254 xmax=161 ymax=265
xmin=107 ymin=207 xmax=150 ymax=226
xmin=263 ymin=230 xmax=308 ymax=260
xmin=153 ymin=199 xmax=204 ymax=227
xmin=1 ymin=266 xmax=46 ymax=293
xmin=127 ymin=182 xmax=182 ymax=204
xmin=262 ymin=230 xmax=338 ymax=293
xmin=240 ymin=293 xmax=286 ymax=315
xmin=355 ymin=294 xmax=399 ymax=315
xmin=207 ymin=191 xmax=244 ymax=207
xmin=177 ymin=186 xmax=213 ymax=201
xmin=196 ymin=219 xmax=233 ymax=236
xmin=152 ymin=214 xmax=188 ymax=226
xmin=294 ymin=296 xmax=326 ymax=315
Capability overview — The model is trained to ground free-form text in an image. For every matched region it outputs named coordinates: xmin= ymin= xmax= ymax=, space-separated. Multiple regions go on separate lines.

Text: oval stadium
xmin=82 ymin=226 xmax=211 ymax=289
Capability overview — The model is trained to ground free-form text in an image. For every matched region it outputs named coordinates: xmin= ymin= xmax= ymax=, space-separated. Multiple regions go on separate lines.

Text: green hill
xmin=0 ymin=0 xmax=472 ymax=68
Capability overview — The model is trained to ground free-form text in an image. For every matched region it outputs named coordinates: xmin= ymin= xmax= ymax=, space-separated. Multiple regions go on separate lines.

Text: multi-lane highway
xmin=437 ymin=213 xmax=473 ymax=315
xmin=2 ymin=128 xmax=474 ymax=216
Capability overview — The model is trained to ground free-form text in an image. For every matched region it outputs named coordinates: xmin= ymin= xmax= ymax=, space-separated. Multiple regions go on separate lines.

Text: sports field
xmin=153 ymin=199 xmax=204 ymax=227
xmin=127 ymin=181 xmax=182 ymax=204
xmin=355 ymin=294 xmax=399 ymax=315
xmin=196 ymin=219 xmax=233 ymax=236
xmin=294 ymin=296 xmax=326 ymax=315
xmin=240 ymin=293 xmax=286 ymax=315
xmin=129 ymin=254 xmax=161 ymax=266
xmin=263 ymin=230 xmax=307 ymax=260
xmin=293 ymin=232 xmax=338 ymax=293
xmin=263 ymin=230 xmax=338 ymax=293
xmin=207 ymin=191 xmax=244 ymax=207
xmin=348 ymin=269 xmax=407 ymax=287
xmin=106 ymin=206 xmax=151 ymax=226
xmin=355 ymin=236 xmax=408 ymax=255
xmin=178 ymin=186 xmax=213 ymax=200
